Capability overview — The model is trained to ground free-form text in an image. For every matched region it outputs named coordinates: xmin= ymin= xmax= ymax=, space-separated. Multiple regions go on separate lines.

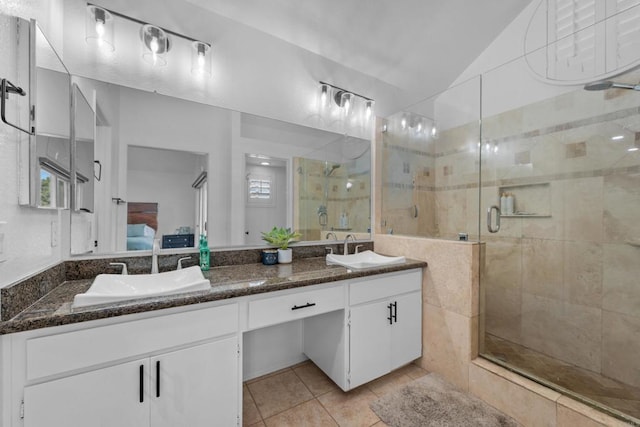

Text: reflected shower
xmin=324 ymin=163 xmax=340 ymax=176
xmin=583 ymin=80 xmax=640 ymax=91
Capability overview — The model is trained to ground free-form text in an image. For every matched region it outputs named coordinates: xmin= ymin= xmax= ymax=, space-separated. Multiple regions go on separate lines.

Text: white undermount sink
xmin=72 ymin=266 xmax=211 ymax=308
xmin=326 ymin=250 xmax=406 ymax=270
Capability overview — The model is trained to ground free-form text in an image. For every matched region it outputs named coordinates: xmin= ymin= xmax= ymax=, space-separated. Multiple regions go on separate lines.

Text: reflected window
xmin=39 ymin=166 xmax=69 ymax=209
xmin=248 ymin=176 xmax=272 ymax=200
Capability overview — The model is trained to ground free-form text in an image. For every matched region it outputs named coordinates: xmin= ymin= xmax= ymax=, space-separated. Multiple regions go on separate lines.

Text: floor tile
xmin=395 ymin=363 xmax=429 ymax=380
xmin=365 ymin=369 xmax=414 ymax=397
xmin=248 ymin=422 xmax=266 ymax=427
xmin=247 ymin=369 xmax=314 ymax=419
xmin=264 ymin=400 xmax=338 ymax=427
xmin=317 ymin=387 xmax=380 ymax=427
xmin=243 ymin=385 xmax=262 ymax=426
xmin=293 ymin=361 xmax=341 ymax=396
xmin=245 ymin=366 xmax=293 ymax=385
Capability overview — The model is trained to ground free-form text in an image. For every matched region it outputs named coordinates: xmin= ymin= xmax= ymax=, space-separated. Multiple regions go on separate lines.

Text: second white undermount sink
xmin=326 ymin=250 xmax=406 ymax=270
xmin=72 ymin=266 xmax=211 ymax=308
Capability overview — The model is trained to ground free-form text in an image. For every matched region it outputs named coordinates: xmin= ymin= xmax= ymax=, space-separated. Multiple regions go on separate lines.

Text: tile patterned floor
xmin=243 ymin=361 xmax=429 ymax=426
xmin=484 ymin=334 xmax=640 ymax=422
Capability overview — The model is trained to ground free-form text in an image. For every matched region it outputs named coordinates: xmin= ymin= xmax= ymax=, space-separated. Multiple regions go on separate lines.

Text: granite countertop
xmin=0 ymin=257 xmax=426 ymax=335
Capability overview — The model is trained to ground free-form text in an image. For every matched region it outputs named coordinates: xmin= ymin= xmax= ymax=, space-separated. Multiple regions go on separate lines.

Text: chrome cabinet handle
xmin=487 ymin=205 xmax=501 ymax=233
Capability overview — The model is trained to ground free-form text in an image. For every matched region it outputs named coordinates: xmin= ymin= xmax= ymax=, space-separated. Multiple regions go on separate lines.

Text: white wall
xmin=449 ymin=0 xmax=578 ymax=119
xmin=0 ymin=14 xmax=67 ymax=288
xmin=0 ymin=0 xmax=406 ymax=141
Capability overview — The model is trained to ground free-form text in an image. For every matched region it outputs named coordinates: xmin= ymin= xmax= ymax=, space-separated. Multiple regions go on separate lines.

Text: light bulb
xmin=401 ymin=118 xmax=407 ymax=129
xmin=431 ymin=126 xmax=437 ymax=137
xmin=197 ymin=52 xmax=205 ymax=67
xmin=95 ymin=20 xmax=105 ymax=37
xmin=150 ymin=36 xmax=159 ymax=53
xmin=344 ymin=98 xmax=351 ymax=114
xmin=416 ymin=122 xmax=423 ymax=133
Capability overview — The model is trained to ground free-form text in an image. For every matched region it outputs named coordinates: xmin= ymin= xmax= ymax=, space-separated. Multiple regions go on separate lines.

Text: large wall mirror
xmin=12 ymin=15 xmax=372 ymax=256
xmin=66 ymin=76 xmax=370 ymax=255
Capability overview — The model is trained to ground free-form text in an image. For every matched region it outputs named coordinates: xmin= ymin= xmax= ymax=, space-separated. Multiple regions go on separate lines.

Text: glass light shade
xmin=364 ymin=100 xmax=375 ymax=121
xmin=319 ymin=83 xmax=331 ymax=109
xmin=86 ymin=5 xmax=114 ymax=51
xmin=191 ymin=41 xmax=212 ymax=76
xmin=141 ymin=24 xmax=170 ymax=67
xmin=340 ymin=92 xmax=354 ymax=116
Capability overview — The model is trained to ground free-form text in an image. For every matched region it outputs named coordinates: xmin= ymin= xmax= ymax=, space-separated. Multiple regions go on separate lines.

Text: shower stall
xmin=293 ymin=135 xmax=372 ymax=241
xmin=380 ymin=61 xmax=640 ymax=424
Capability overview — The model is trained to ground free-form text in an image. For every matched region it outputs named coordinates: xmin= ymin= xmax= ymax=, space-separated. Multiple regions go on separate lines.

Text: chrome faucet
xmin=110 ymin=262 xmax=128 ymax=275
xmin=151 ymin=239 xmax=160 ymax=274
xmin=177 ymin=256 xmax=192 ymax=270
xmin=343 ymin=234 xmax=356 ymax=255
xmin=325 ymin=232 xmax=337 ymax=240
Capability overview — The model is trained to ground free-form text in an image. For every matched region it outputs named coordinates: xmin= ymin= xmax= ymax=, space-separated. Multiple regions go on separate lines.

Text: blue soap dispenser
xmin=199 ymin=234 xmax=210 ymax=271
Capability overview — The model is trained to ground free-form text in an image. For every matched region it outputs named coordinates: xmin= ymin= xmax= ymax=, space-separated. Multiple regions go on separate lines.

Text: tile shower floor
xmin=484 ymin=334 xmax=640 ymax=422
xmin=242 ymin=361 xmax=428 ymax=426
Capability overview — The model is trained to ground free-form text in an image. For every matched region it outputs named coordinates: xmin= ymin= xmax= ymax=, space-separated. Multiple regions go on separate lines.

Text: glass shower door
xmin=479 ymin=55 xmax=640 ymax=424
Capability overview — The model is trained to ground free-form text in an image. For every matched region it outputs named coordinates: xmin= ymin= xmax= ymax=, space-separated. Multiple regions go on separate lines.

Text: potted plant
xmin=261 ymin=227 xmax=301 ymax=264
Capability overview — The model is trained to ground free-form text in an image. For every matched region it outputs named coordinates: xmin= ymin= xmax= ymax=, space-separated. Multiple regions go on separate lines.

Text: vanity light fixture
xmin=86 ymin=5 xmax=114 ymax=51
xmin=318 ymin=81 xmax=375 ymax=121
xmin=85 ymin=3 xmax=212 ymax=74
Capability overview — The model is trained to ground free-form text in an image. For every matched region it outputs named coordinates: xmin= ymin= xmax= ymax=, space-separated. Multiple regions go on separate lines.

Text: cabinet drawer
xmin=26 ymin=303 xmax=238 ymax=381
xmin=350 ymin=269 xmax=422 ymax=305
xmin=248 ymin=284 xmax=344 ymax=330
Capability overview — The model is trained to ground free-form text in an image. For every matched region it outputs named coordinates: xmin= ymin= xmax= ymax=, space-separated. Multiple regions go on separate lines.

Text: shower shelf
xmin=498 ymin=182 xmax=551 ymax=218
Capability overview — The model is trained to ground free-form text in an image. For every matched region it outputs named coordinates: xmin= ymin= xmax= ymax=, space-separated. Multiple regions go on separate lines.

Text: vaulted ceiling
xmin=183 ymin=0 xmax=531 ymax=98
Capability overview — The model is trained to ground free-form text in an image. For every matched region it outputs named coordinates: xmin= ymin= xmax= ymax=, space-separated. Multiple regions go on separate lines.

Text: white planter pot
xmin=277 ymin=248 xmax=292 ymax=264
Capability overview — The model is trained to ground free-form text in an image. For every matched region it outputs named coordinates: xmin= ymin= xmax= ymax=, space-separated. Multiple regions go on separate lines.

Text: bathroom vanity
xmin=0 ymin=257 xmax=424 ymax=427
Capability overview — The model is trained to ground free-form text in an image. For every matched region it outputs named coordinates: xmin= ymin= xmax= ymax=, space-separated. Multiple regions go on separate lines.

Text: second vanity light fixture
xmin=86 ymin=3 xmax=212 ymax=75
xmin=319 ymin=81 xmax=375 ymax=122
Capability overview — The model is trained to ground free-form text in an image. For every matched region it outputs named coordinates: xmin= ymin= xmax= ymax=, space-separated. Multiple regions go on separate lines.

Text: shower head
xmin=584 ymin=80 xmax=640 ymax=91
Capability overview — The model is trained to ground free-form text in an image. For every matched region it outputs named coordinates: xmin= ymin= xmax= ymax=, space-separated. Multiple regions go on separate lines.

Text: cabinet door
xmin=349 ymin=300 xmax=392 ymax=389
xmin=390 ymin=291 xmax=422 ymax=370
xmin=150 ymin=337 xmax=239 ymax=427
xmin=24 ymin=359 xmax=150 ymax=427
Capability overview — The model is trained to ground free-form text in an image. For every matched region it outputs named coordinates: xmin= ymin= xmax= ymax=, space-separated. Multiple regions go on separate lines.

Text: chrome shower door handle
xmin=487 ymin=205 xmax=501 ymax=233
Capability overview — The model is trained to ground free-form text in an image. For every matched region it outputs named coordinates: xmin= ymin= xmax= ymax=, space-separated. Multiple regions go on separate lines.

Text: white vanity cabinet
xmin=348 ymin=269 xmax=422 ymax=389
xmin=304 ymin=269 xmax=422 ymax=391
xmin=15 ymin=303 xmax=239 ymax=427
